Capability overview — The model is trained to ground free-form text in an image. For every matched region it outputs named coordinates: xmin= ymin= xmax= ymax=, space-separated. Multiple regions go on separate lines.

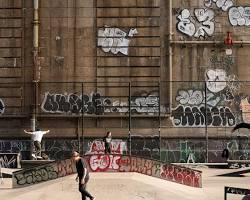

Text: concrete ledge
xmin=172 ymin=163 xmax=229 ymax=169
xmin=228 ymin=160 xmax=250 ymax=164
xmin=20 ymin=160 xmax=55 ymax=169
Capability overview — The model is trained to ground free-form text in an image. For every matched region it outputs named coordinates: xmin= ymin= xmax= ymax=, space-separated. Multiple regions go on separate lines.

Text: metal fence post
xmin=205 ymin=81 xmax=209 ymax=163
xmin=0 ymin=162 xmax=3 ymax=185
xmin=128 ymin=81 xmax=131 ymax=156
xmin=158 ymin=81 xmax=161 ymax=161
xmin=81 ymin=82 xmax=84 ymax=154
xmin=224 ymin=187 xmax=227 ymax=200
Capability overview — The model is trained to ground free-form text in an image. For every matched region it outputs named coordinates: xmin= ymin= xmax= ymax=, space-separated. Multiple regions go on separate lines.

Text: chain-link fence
xmin=0 ymin=80 xmax=250 ymax=163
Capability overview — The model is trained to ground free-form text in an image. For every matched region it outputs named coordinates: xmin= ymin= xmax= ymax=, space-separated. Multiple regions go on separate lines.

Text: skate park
xmin=2 ymin=0 xmax=250 ymax=199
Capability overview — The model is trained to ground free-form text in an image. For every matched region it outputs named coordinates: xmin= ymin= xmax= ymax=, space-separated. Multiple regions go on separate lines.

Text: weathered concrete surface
xmin=1 ymin=167 xmax=250 ymax=200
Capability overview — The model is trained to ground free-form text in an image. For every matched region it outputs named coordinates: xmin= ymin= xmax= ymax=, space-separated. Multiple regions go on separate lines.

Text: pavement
xmin=0 ymin=167 xmax=250 ymax=200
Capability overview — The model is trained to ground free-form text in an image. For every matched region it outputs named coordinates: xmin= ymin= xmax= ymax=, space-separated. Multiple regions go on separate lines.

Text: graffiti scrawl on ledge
xmin=13 ymin=155 xmax=202 ymax=188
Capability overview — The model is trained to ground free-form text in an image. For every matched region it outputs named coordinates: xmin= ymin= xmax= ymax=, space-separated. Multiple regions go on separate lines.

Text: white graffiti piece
xmin=229 ymin=7 xmax=250 ymax=26
xmin=108 ymin=100 xmax=129 ymax=113
xmin=132 ymin=95 xmax=160 ymax=113
xmin=0 ymin=155 xmax=16 ymax=168
xmin=177 ymin=9 xmax=215 ymax=38
xmin=204 ymin=0 xmax=234 ymax=11
xmin=128 ymin=28 xmax=138 ymax=37
xmin=41 ymin=91 xmax=166 ymax=115
xmin=0 ymin=98 xmax=5 ymax=114
xmin=105 ymin=93 xmax=166 ymax=114
xmin=89 ymin=155 xmax=121 ymax=172
xmin=194 ymin=9 xmax=215 ymax=38
xmin=176 ymin=90 xmax=203 ymax=105
xmin=206 ymin=69 xmax=227 ymax=93
xmin=86 ymin=139 xmax=127 ymax=155
xmin=176 ymin=90 xmax=221 ymax=107
xmin=177 ymin=9 xmax=196 ymax=37
xmin=171 ymin=105 xmax=236 ymax=127
xmin=98 ymin=27 xmax=137 ymax=55
xmin=241 ymin=97 xmax=250 ymax=123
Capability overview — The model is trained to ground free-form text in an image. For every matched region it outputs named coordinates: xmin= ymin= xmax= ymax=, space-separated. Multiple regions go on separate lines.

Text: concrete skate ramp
xmin=11 ymin=155 xmax=202 ymax=188
xmin=1 ymin=173 xmax=205 ymax=200
xmin=217 ymin=167 xmax=250 ymax=177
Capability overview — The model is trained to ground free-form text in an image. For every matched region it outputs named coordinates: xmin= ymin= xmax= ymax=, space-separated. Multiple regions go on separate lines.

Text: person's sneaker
xmin=36 ymin=156 xmax=42 ymax=160
xmin=31 ymin=154 xmax=36 ymax=159
xmin=91 ymin=197 xmax=95 ymax=200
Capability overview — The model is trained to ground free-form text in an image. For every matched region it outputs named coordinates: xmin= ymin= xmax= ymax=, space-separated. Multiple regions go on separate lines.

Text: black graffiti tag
xmin=171 ymin=105 xmax=235 ymax=127
xmin=14 ymin=166 xmax=58 ymax=185
xmin=41 ymin=92 xmax=110 ymax=115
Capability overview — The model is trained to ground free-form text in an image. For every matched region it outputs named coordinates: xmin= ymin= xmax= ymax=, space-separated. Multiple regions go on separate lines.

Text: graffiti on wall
xmin=171 ymin=68 xmax=240 ymax=127
xmin=177 ymin=8 xmax=215 ymax=38
xmin=13 ymin=159 xmax=76 ymax=187
xmin=204 ymin=0 xmax=233 ymax=11
xmin=108 ymin=91 xmax=166 ymax=114
xmin=0 ymin=153 xmax=19 ymax=168
xmin=0 ymin=98 xmax=5 ymax=114
xmin=160 ymin=138 xmax=250 ymax=163
xmin=12 ymin=155 xmax=201 ymax=188
xmin=41 ymin=91 xmax=166 ymax=115
xmin=98 ymin=27 xmax=138 ymax=55
xmin=44 ymin=139 xmax=79 ymax=160
xmin=86 ymin=139 xmax=127 ymax=155
xmin=206 ymin=69 xmax=227 ymax=93
xmin=2 ymin=138 xmax=250 ymax=166
xmin=206 ymin=69 xmax=241 ymax=103
xmin=241 ymin=97 xmax=250 ymax=123
xmin=229 ymin=7 xmax=250 ymax=26
xmin=171 ymin=105 xmax=235 ymax=127
xmin=176 ymin=89 xmax=221 ymax=107
xmin=131 ymin=136 xmax=160 ymax=159
xmin=89 ymin=154 xmax=121 ymax=172
xmin=0 ymin=140 xmax=30 ymax=153
xmin=86 ymin=155 xmax=201 ymax=188
xmin=210 ymin=54 xmax=235 ymax=71
xmin=41 ymin=92 xmax=110 ymax=115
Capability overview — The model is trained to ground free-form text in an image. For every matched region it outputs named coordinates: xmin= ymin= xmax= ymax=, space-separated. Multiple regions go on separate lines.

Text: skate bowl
xmin=11 ymin=154 xmax=202 ymax=188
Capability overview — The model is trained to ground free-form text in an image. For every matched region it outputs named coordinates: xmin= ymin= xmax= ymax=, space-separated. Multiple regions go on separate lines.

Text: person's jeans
xmin=79 ymin=177 xmax=93 ymax=200
xmin=104 ymin=144 xmax=111 ymax=154
xmin=34 ymin=141 xmax=41 ymax=157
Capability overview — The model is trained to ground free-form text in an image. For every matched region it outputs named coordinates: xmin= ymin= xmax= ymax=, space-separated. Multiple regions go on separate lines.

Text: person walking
xmin=72 ymin=151 xmax=95 ymax=200
xmin=103 ymin=131 xmax=112 ymax=154
xmin=24 ymin=128 xmax=50 ymax=159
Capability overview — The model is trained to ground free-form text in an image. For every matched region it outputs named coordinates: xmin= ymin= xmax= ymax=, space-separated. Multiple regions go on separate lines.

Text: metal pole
xmin=81 ymin=82 xmax=84 ymax=155
xmin=171 ymin=40 xmax=250 ymax=45
xmin=0 ymin=162 xmax=3 ymax=185
xmin=158 ymin=81 xmax=161 ymax=161
xmin=168 ymin=0 xmax=173 ymax=114
xmin=77 ymin=118 xmax=81 ymax=153
xmin=31 ymin=0 xmax=40 ymax=131
xmin=224 ymin=187 xmax=227 ymax=200
xmin=205 ymin=82 xmax=209 ymax=163
xmin=128 ymin=82 xmax=131 ymax=156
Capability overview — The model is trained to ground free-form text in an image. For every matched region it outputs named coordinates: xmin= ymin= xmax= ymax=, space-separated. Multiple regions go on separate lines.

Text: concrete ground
xmin=1 ymin=167 xmax=250 ymax=200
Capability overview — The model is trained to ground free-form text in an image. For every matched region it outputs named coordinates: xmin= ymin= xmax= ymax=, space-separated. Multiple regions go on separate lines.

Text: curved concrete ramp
xmin=11 ymin=155 xmax=202 ymax=188
xmin=2 ymin=173 xmax=205 ymax=200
